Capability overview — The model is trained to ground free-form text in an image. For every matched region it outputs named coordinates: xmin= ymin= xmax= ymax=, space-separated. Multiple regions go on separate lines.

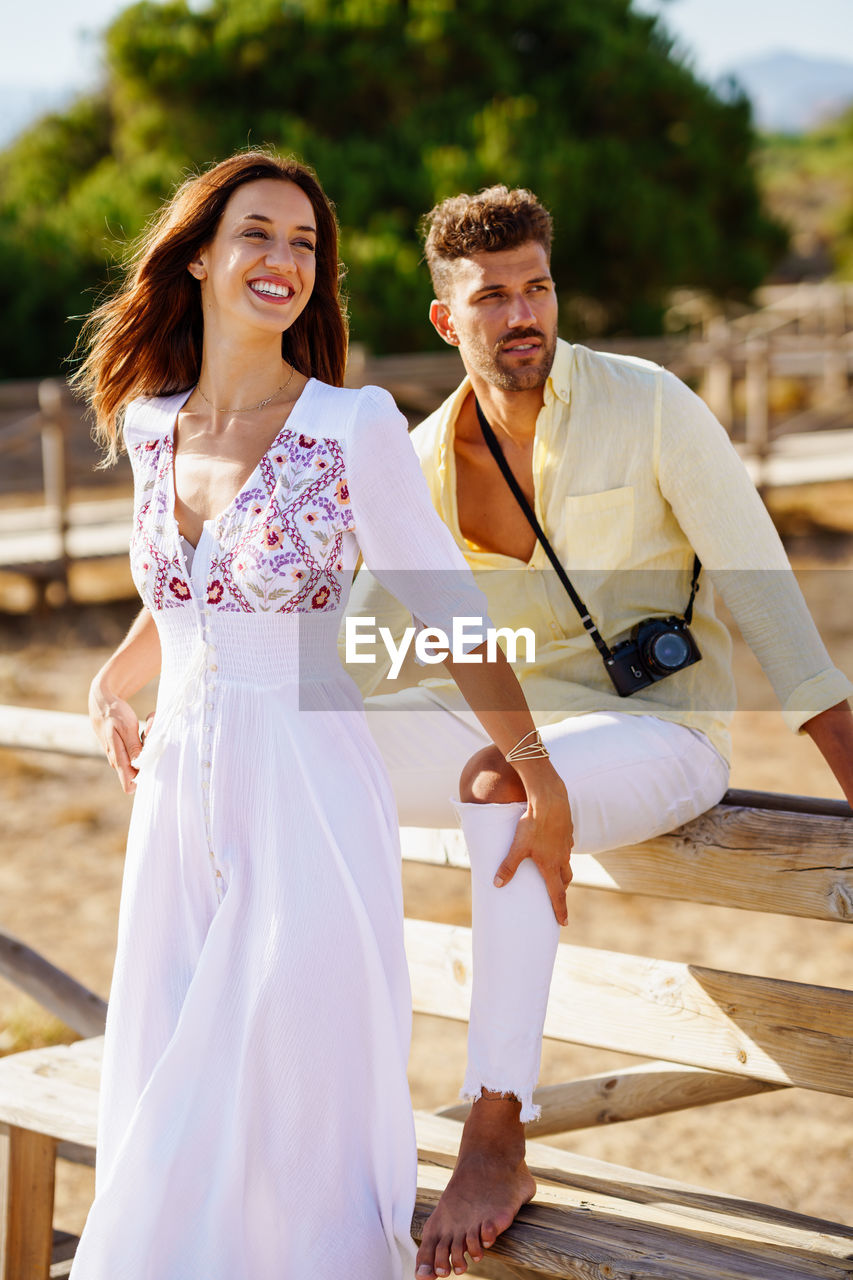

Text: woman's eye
xmin=294 ymin=239 xmax=316 ymax=252
xmin=244 ymin=229 xmax=268 ymax=239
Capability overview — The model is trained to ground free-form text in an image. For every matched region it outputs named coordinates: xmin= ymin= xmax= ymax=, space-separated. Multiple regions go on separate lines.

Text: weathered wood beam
xmin=415 ymin=1111 xmax=853 ymax=1266
xmin=3 ymin=1126 xmax=55 ymax=1280
xmin=437 ymin=1061 xmax=782 ymax=1136
xmin=401 ymin=798 xmax=853 ymax=923
xmin=414 ymin=1160 xmax=848 ymax=1280
xmin=407 ymin=920 xmax=853 ymax=1095
xmin=0 ymin=707 xmax=100 ymax=758
xmin=0 ymin=1039 xmax=101 ymax=1149
xmin=0 ymin=934 xmax=107 ymax=1037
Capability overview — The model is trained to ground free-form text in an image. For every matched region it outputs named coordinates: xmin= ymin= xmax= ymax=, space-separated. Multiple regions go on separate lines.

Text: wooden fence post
xmin=703 ymin=315 xmax=733 ymax=432
xmin=37 ymin=378 xmax=69 ymax=603
xmin=821 ymin=282 xmax=848 ymax=404
xmin=745 ymin=336 xmax=770 ymax=489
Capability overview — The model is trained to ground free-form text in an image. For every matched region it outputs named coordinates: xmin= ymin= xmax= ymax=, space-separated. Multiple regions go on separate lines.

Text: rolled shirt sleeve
xmin=656 ymin=370 xmax=853 ymax=730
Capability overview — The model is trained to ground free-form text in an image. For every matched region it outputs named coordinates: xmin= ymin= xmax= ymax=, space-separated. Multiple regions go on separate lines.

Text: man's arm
xmin=656 ymin=370 xmax=853 ymax=776
xmin=802 ymin=701 xmax=853 ymax=807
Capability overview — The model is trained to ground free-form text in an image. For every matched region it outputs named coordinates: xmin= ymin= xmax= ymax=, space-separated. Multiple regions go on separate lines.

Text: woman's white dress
xmin=69 ymin=380 xmax=489 ymax=1280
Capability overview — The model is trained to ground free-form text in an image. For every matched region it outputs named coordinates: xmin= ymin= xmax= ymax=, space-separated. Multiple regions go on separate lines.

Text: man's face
xmin=433 ymin=241 xmax=558 ymax=392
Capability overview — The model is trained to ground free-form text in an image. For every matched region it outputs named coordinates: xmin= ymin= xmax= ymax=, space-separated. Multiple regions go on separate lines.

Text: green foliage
xmin=0 ymin=0 xmax=786 ymax=376
xmin=757 ymin=108 xmax=853 ymax=278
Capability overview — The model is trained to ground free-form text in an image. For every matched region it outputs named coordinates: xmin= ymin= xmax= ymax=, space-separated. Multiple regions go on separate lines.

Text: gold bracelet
xmin=505 ymin=728 xmax=550 ymax=763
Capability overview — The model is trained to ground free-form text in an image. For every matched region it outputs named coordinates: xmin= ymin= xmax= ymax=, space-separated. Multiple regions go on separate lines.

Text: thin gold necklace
xmin=196 ymin=362 xmax=295 ymax=414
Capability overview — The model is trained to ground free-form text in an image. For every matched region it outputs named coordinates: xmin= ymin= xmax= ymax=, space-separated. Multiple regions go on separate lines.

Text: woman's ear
xmin=187 ymin=254 xmax=207 ymax=281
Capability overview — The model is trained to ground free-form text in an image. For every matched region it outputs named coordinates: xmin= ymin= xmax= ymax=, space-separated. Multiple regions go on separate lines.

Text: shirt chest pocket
xmin=559 ymin=486 xmax=634 ymax=572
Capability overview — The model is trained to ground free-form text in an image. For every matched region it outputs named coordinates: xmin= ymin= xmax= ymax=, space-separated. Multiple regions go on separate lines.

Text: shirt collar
xmin=436 ymin=336 xmax=574 ymax=472
xmin=544 ymin=338 xmax=573 ymax=408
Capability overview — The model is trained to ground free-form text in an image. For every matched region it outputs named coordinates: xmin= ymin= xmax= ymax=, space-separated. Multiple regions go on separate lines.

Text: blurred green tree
xmin=0 ymin=0 xmax=786 ymax=376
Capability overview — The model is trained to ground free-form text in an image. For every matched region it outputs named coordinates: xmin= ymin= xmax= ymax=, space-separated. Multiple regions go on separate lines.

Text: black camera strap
xmin=473 ymin=396 xmax=701 ymax=656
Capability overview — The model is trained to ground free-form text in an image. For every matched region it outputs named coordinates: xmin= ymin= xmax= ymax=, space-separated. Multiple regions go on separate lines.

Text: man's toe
xmin=450 ymin=1233 xmax=470 ymax=1273
xmin=480 ymin=1217 xmax=498 ymax=1248
xmin=433 ymin=1237 xmax=453 ymax=1277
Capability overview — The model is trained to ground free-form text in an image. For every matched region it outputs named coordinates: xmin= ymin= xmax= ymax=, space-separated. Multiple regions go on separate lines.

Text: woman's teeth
xmin=250 ymin=281 xmax=293 ymax=299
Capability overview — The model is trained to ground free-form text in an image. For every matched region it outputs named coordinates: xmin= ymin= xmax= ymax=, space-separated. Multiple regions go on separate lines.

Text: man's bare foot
xmin=415 ymin=1092 xmax=535 ymax=1277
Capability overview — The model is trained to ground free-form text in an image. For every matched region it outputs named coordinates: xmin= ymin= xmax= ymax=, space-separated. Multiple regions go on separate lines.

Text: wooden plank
xmin=55 ymin=1141 xmax=95 ymax=1168
xmin=406 ymin=921 xmax=853 ymax=1094
xmin=0 ymin=934 xmax=107 ymax=1036
xmin=0 ymin=1038 xmax=101 ymax=1147
xmin=400 ymin=801 xmax=853 ymax=922
xmin=415 ymin=1164 xmax=851 ymax=1279
xmin=0 ymin=707 xmax=101 ymax=758
xmin=416 ymin=1112 xmax=853 ymax=1269
xmin=4 ymin=1126 xmax=55 ymax=1280
xmin=437 ymin=1061 xmax=781 ymax=1136
xmin=0 ymin=1126 xmax=8 ymax=1278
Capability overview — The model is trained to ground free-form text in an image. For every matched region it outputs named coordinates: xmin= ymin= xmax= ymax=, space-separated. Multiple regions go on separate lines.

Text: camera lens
xmin=648 ymin=629 xmax=690 ymax=671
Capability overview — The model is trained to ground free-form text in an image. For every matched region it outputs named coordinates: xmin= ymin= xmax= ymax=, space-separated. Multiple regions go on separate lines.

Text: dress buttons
xmin=208 ymin=663 xmax=218 ymax=672
xmin=527 ymin=564 xmax=536 ymax=573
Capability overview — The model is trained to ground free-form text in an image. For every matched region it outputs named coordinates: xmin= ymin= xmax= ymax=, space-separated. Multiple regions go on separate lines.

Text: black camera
xmin=605 ymin=616 xmax=702 ymax=698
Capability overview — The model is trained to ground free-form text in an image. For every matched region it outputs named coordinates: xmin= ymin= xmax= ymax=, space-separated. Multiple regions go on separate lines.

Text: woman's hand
xmin=89 ymin=675 xmax=150 ymax=795
xmin=87 ymin=605 xmax=162 ymax=793
xmin=494 ymin=764 xmax=574 ymax=925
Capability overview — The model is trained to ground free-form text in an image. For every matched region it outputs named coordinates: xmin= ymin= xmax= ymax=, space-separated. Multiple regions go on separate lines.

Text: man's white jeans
xmin=364 ymin=688 xmax=730 ymax=1121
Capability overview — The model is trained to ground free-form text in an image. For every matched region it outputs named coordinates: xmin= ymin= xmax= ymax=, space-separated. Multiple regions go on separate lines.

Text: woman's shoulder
xmin=123 ymin=388 xmax=192 ymax=448
xmin=308 ymin=379 xmax=406 ymax=442
xmin=308 ymin=378 xmax=397 ymax=412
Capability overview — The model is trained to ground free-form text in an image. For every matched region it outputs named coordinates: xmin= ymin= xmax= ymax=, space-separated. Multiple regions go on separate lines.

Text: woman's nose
xmin=264 ymin=239 xmax=296 ymax=272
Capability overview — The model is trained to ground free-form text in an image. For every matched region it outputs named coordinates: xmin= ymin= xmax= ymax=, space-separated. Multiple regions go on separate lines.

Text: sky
xmin=1 ymin=0 xmax=852 ymax=93
xmin=633 ymin=0 xmax=853 ymax=78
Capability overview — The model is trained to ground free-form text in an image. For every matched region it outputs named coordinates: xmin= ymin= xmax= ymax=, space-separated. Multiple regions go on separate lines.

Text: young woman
xmin=74 ymin=151 xmax=572 ymax=1278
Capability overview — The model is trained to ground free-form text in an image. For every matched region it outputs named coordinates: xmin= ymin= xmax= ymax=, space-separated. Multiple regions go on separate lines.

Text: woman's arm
xmin=345 ymin=387 xmax=573 ymax=921
xmin=89 ymin=605 xmax=161 ymax=794
xmin=445 ymin=642 xmax=573 ymax=925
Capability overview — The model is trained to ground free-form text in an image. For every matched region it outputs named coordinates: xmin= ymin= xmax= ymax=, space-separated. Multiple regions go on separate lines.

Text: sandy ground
xmin=1 ymin=547 xmax=852 ymax=1248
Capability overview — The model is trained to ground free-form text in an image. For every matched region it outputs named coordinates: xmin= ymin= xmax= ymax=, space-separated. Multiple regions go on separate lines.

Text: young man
xmin=343 ymin=186 xmax=853 ymax=1278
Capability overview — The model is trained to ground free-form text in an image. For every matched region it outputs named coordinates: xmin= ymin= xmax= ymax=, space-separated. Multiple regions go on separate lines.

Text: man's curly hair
xmin=421 ymin=185 xmax=553 ymax=300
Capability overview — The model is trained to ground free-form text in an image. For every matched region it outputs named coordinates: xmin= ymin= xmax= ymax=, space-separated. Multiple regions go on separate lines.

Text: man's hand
xmin=493 ymin=772 xmax=573 ymax=925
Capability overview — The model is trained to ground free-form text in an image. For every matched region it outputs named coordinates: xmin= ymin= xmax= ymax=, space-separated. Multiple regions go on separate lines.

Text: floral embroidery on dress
xmin=129 ymin=421 xmax=354 ymax=615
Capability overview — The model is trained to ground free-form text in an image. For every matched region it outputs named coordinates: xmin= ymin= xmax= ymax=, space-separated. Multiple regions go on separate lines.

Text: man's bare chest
xmin=454 ymin=446 xmax=537 ymax=562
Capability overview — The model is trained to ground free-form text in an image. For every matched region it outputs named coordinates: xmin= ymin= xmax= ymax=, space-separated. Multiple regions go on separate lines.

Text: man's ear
xmin=429 ymin=299 xmax=459 ymax=347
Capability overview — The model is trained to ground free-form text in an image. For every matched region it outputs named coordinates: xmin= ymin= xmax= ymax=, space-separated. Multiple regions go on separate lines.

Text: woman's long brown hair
xmin=71 ymin=150 xmax=348 ymax=462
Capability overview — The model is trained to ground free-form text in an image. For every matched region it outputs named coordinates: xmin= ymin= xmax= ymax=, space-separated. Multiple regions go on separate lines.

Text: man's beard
xmin=465 ymin=325 xmax=558 ymax=392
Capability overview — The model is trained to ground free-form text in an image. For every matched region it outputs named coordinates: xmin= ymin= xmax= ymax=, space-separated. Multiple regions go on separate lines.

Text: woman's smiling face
xmin=188 ymin=178 xmax=318 ymax=336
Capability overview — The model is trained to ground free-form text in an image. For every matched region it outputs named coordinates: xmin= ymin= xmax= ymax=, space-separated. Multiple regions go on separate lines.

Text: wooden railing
xmin=0 ymin=379 xmax=72 ymax=602
xmin=1 ymin=704 xmax=853 ymax=1278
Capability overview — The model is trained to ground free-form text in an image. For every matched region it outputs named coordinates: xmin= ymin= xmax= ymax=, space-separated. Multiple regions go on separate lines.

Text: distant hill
xmin=728 ymin=52 xmax=853 ymax=133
